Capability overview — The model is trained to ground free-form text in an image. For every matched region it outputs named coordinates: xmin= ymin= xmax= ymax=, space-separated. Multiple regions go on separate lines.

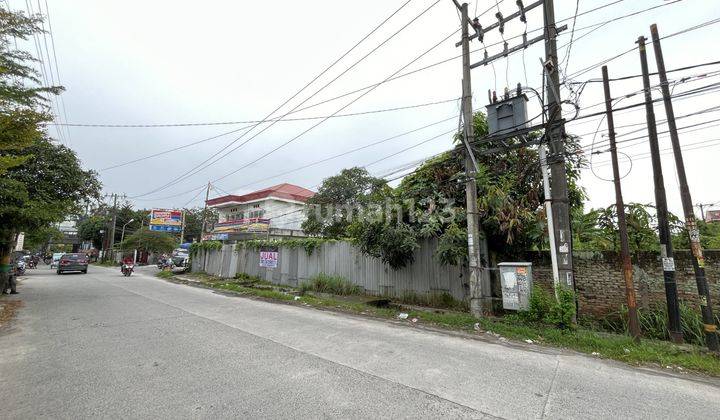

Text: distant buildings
xmin=205 ymin=183 xmax=315 ymax=240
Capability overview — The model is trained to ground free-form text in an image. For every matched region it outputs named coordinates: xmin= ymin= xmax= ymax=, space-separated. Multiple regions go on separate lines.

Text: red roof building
xmin=206 ymin=183 xmax=315 ymax=234
xmin=206 ymin=183 xmax=315 ymax=207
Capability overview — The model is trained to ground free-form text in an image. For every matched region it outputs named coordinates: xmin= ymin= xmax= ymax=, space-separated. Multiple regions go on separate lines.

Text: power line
xmin=37 ymin=0 xmax=72 ymax=144
xmin=566 ymin=16 xmax=720 ymax=80
xmin=228 ymin=115 xmax=458 ymax=191
xmin=130 ymin=0 xmax=439 ymax=199
xmin=53 ymin=97 xmax=459 ymax=128
xmin=135 ymin=26 xmax=462 ymax=202
xmin=207 ymin=27 xmax=459 ymax=189
xmin=99 ymin=97 xmax=459 ymax=171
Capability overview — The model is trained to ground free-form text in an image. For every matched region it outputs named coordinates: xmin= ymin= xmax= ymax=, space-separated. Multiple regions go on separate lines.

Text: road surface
xmin=1 ymin=265 xmax=719 ymax=419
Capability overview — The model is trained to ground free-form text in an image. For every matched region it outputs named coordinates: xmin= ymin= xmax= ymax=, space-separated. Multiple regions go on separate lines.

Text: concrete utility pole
xmin=458 ymin=2 xmax=492 ymax=316
xmin=179 ymin=210 xmax=186 ymax=244
xmin=696 ymin=203 xmax=714 ymax=222
xmin=199 ymin=182 xmax=211 ymax=243
xmin=102 ymin=193 xmax=119 ymax=262
xmin=543 ymin=0 xmax=574 ymax=291
xmin=637 ymin=35 xmax=683 ymax=343
xmin=539 ymin=145 xmax=560 ymax=297
xmin=602 ymin=65 xmax=641 ymax=341
xmin=650 ymin=24 xmax=718 ymax=351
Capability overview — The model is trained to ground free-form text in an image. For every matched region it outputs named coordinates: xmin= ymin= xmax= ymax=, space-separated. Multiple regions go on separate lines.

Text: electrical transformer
xmin=486 ymin=92 xmax=529 ymax=136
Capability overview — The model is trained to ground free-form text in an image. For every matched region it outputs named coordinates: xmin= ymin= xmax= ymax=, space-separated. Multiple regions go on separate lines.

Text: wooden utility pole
xmin=602 ymin=65 xmax=641 ymax=341
xmin=543 ymin=0 xmax=574 ymax=291
xmin=458 ymin=2 xmax=491 ymax=316
xmin=637 ymin=35 xmax=683 ymax=343
xmin=199 ymin=182 xmax=211 ymax=243
xmin=650 ymin=24 xmax=718 ymax=351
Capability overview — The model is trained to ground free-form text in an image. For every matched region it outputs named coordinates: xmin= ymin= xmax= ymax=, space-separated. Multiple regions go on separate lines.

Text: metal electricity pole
xmin=602 ymin=65 xmax=641 ymax=341
xmin=543 ymin=0 xmax=574 ymax=291
xmin=457 ymin=1 xmax=491 ymax=316
xmin=651 ymin=24 xmax=718 ymax=351
xmin=199 ymin=182 xmax=211 ymax=243
xmin=637 ymin=35 xmax=683 ymax=343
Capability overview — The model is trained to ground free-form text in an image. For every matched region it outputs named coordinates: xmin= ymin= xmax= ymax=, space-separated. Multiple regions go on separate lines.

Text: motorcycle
xmin=27 ymin=257 xmax=37 ymax=269
xmin=121 ymin=263 xmax=134 ymax=277
xmin=15 ymin=260 xmax=26 ymax=276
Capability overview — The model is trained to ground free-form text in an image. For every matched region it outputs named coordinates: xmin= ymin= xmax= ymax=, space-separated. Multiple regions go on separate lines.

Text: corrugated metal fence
xmin=192 ymin=240 xmax=469 ymax=300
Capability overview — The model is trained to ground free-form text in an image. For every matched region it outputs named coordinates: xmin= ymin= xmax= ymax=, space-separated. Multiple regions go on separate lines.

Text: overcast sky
xmin=12 ymin=0 xmax=720 ymax=217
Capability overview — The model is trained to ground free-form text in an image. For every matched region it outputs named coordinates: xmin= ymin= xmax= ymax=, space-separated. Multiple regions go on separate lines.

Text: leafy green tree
xmin=0 ymin=5 xmax=66 ymax=286
xmin=1 ymin=137 xmax=100 ymax=246
xmin=78 ymin=215 xmax=107 ymax=249
xmin=673 ymin=220 xmax=720 ymax=250
xmin=181 ymin=207 xmax=218 ymax=243
xmin=22 ymin=225 xmax=63 ymax=251
xmin=117 ymin=228 xmax=177 ymax=255
xmin=302 ymin=167 xmax=390 ymax=238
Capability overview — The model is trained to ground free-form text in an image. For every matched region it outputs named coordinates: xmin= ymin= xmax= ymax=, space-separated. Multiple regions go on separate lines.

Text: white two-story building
xmin=205 ymin=183 xmax=315 ymax=240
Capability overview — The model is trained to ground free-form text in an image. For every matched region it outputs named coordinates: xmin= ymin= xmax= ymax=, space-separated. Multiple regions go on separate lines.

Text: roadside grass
xmin=156 ymin=270 xmax=174 ymax=279
xmin=298 ymin=273 xmax=362 ymax=296
xmin=158 ymin=271 xmax=720 ymax=377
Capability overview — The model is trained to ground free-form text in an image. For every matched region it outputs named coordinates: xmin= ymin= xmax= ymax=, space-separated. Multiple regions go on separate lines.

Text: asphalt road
xmin=1 ymin=266 xmax=719 ymax=419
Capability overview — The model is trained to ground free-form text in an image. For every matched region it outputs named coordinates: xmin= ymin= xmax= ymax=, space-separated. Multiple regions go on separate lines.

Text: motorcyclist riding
xmin=121 ymin=256 xmax=134 ymax=276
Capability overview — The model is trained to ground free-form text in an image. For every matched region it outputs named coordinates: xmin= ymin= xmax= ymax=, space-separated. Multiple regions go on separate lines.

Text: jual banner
xmin=149 ymin=209 xmax=183 ymax=232
xmin=259 ymin=246 xmax=278 ymax=268
xmin=212 ymin=218 xmax=270 ymax=234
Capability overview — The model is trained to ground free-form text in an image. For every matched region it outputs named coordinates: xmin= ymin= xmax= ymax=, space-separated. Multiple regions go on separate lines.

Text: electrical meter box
xmin=498 ymin=262 xmax=533 ymax=311
xmin=486 ymin=94 xmax=529 ymax=136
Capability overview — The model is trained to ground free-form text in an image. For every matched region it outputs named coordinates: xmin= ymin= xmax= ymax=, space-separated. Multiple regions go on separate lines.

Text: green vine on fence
xmin=190 ymin=240 xmax=223 ymax=255
xmin=235 ymin=238 xmax=334 ymax=255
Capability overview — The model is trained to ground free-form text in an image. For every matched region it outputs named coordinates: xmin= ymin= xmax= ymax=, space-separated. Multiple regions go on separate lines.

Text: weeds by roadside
xmin=299 ymin=273 xmax=362 ymax=296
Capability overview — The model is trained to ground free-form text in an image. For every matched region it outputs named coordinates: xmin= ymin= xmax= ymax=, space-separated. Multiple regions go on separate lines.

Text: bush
xmin=545 ymin=287 xmax=576 ymax=329
xmin=519 ymin=286 xmax=576 ymax=329
xmin=233 ymin=272 xmax=262 ymax=282
xmin=601 ymin=302 xmax=719 ymax=346
xmin=299 ymin=273 xmax=362 ymax=296
xmin=397 ymin=291 xmax=469 ymax=311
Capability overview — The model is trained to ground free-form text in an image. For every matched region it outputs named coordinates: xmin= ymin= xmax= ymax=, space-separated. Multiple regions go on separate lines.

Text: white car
xmin=50 ymin=252 xmax=64 ymax=269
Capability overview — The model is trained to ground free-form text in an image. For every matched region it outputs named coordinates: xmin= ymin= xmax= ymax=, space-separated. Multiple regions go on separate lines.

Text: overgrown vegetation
xmin=116 ymin=228 xmax=177 ymax=255
xmin=519 ymin=287 xmax=577 ymax=329
xmin=299 ymin=273 xmax=362 ymax=296
xmin=299 ymin=112 xmax=586 ymax=270
xmin=396 ymin=291 xmax=468 ymax=311
xmin=189 ymin=240 xmax=222 ymax=255
xmin=236 ymin=238 xmax=333 ymax=255
xmin=598 ymin=302 xmax=720 ymax=347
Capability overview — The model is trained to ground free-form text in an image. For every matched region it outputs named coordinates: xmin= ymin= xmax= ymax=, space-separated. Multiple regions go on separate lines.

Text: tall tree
xmin=117 ymin=228 xmax=177 ymax=255
xmin=0 ymin=6 xmax=99 ymax=287
xmin=302 ymin=167 xmax=390 ymax=238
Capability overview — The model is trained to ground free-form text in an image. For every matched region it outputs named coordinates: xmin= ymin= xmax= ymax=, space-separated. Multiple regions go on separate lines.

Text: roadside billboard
xmin=706 ymin=210 xmax=720 ymax=223
xmin=149 ymin=209 xmax=183 ymax=232
xmin=212 ymin=218 xmax=270 ymax=234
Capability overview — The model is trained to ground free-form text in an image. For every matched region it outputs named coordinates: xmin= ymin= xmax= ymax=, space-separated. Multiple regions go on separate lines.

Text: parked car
xmin=50 ymin=252 xmax=64 ymax=269
xmin=56 ymin=253 xmax=88 ymax=274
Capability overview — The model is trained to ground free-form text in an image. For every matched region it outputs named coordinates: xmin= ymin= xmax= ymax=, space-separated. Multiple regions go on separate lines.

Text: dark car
xmin=57 ymin=253 xmax=88 ymax=274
